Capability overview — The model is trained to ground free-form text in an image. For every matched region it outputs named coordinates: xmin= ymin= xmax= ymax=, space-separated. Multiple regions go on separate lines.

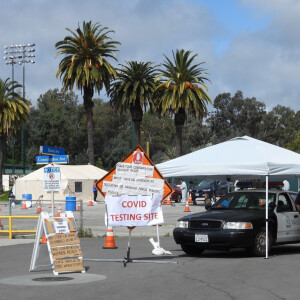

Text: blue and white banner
xmin=40 ymin=146 xmax=65 ymax=156
xmin=36 ymin=155 xmax=69 ymax=164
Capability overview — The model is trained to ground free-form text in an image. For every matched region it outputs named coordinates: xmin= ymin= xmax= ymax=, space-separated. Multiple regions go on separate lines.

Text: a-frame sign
xmin=95 ymin=145 xmax=173 ymax=200
xmin=29 ymin=212 xmax=85 ymax=275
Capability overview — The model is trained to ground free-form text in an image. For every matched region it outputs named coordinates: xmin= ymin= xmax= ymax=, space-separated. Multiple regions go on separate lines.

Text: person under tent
xmin=177 ymin=179 xmax=187 ymax=203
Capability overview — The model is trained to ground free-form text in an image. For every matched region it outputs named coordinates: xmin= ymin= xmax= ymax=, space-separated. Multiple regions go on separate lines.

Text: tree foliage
xmin=26 ymin=89 xmax=86 ymax=165
xmin=210 ymin=91 xmax=265 ymax=142
xmin=5 ymin=86 xmax=300 ymax=174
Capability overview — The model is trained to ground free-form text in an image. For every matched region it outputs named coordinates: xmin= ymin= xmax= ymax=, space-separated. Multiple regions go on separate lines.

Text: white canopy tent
xmin=157 ymin=136 xmax=300 ymax=258
xmin=157 ymin=136 xmax=300 ymax=180
xmin=15 ymin=164 xmax=107 ymax=202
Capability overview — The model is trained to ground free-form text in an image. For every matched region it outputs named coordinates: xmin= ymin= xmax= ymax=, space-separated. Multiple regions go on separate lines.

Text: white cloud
xmin=209 ymin=1 xmax=300 ymax=110
xmin=1 ymin=0 xmax=300 ymax=111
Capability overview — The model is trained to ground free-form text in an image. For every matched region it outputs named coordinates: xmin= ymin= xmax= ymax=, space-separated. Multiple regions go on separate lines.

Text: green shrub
xmin=78 ymin=227 xmax=94 ymax=238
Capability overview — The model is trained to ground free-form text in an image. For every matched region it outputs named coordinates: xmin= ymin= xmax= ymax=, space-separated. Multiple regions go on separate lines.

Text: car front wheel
xmin=180 ymin=244 xmax=204 ymax=256
xmin=252 ymin=227 xmax=272 ymax=257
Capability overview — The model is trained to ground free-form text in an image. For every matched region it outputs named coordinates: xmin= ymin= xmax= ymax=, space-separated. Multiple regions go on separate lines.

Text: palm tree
xmin=0 ymin=78 xmax=30 ymax=192
xmin=55 ymin=21 xmax=120 ymax=165
xmin=108 ymin=61 xmax=158 ymax=146
xmin=154 ymin=49 xmax=211 ymax=157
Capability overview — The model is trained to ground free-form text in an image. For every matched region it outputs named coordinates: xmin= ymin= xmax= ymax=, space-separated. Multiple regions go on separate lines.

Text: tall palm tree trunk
xmin=134 ymin=121 xmax=141 ymax=146
xmin=130 ymin=102 xmax=143 ymax=147
xmin=175 ymin=125 xmax=183 ymax=157
xmin=175 ymin=108 xmax=186 ymax=157
xmin=83 ymin=86 xmax=95 ymax=165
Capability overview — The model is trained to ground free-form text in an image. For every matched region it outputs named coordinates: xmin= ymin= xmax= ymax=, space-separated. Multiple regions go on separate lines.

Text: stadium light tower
xmin=3 ymin=43 xmax=35 ymax=174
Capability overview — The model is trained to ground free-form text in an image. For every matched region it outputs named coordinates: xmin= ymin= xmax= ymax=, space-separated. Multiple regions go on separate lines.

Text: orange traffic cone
xmin=56 ymin=204 xmax=62 ymax=217
xmin=103 ymin=226 xmax=117 ymax=249
xmin=77 ymin=201 xmax=81 ymax=211
xmin=21 ymin=200 xmax=27 ymax=210
xmin=41 ymin=235 xmax=47 ymax=244
xmin=184 ymin=200 xmax=191 ymax=212
xmin=161 ymin=197 xmax=165 ymax=205
xmin=166 ymin=196 xmax=171 ymax=205
xmin=36 ymin=202 xmax=42 ymax=214
xmin=88 ymin=197 xmax=94 ymax=206
xmin=260 ymin=199 xmax=264 ymax=206
xmin=188 ymin=194 xmax=192 ymax=203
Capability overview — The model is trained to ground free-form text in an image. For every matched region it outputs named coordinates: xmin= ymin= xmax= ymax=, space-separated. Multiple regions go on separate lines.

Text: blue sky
xmin=202 ymin=0 xmax=272 ymax=55
xmin=1 ymin=0 xmax=299 ymax=111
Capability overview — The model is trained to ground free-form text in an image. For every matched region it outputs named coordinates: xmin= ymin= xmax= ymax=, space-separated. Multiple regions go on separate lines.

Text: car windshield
xmin=211 ymin=192 xmax=276 ymax=210
xmin=198 ymin=179 xmax=215 ymax=189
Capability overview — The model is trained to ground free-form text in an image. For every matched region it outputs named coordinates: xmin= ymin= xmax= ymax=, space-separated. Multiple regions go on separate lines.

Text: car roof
xmin=232 ymin=189 xmax=297 ymax=195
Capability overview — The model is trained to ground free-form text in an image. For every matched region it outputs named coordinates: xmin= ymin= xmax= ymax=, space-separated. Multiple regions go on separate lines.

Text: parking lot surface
xmin=1 ymin=201 xmax=300 ymax=300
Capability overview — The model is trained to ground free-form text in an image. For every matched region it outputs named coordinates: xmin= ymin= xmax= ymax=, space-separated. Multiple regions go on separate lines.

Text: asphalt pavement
xmin=1 ymin=200 xmax=300 ymax=300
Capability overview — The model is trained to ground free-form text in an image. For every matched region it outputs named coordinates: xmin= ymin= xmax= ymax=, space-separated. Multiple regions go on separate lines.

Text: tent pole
xmin=265 ymin=175 xmax=269 ymax=259
xmin=51 ymin=191 xmax=54 ymax=217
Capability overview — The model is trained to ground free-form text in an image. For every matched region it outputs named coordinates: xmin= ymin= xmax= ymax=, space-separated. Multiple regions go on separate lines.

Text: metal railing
xmin=0 ymin=215 xmax=39 ymax=239
xmin=0 ymin=200 xmax=84 ymax=239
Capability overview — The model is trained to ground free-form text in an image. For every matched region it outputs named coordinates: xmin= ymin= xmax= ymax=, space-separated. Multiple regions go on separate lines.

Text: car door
xmin=288 ymin=192 xmax=300 ymax=240
xmin=275 ymin=193 xmax=300 ymax=242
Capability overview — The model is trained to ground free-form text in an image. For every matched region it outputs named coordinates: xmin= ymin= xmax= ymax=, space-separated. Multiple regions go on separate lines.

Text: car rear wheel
xmin=252 ymin=227 xmax=272 ymax=257
xmin=180 ymin=244 xmax=204 ymax=256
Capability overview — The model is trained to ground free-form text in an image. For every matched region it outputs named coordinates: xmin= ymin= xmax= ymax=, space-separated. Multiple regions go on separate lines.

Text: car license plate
xmin=195 ymin=193 xmax=199 ymax=196
xmin=195 ymin=234 xmax=209 ymax=243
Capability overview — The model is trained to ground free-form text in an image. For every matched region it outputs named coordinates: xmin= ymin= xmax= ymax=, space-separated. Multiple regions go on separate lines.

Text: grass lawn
xmin=0 ymin=191 xmax=9 ymax=201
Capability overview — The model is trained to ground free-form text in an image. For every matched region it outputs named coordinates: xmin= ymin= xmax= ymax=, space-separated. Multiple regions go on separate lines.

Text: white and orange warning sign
xmin=95 ymin=145 xmax=173 ymax=227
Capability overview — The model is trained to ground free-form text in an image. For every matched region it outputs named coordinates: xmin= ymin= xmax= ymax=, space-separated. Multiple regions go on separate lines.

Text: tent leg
xmin=265 ymin=175 xmax=269 ymax=259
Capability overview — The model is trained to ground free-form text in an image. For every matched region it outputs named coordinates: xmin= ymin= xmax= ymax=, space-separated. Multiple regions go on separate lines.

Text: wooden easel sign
xmin=29 ymin=212 xmax=85 ymax=275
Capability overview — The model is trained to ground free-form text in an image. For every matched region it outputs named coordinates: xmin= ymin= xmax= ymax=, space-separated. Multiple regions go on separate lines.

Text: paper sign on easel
xmin=29 ymin=212 xmax=85 ymax=275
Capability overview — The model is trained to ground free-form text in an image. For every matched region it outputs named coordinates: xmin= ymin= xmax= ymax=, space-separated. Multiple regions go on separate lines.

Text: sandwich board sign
xmin=95 ymin=145 xmax=173 ymax=228
xmin=29 ymin=212 xmax=85 ymax=275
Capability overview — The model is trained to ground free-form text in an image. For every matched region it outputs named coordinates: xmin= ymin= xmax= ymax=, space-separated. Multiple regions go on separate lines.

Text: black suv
xmin=190 ymin=179 xmax=230 ymax=207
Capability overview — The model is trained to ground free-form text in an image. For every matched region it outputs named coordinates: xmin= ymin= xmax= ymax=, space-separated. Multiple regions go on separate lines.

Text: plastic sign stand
xmin=29 ymin=212 xmax=85 ymax=275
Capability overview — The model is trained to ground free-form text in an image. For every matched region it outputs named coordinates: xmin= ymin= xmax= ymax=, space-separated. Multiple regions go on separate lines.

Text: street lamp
xmin=3 ymin=43 xmax=35 ymax=174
